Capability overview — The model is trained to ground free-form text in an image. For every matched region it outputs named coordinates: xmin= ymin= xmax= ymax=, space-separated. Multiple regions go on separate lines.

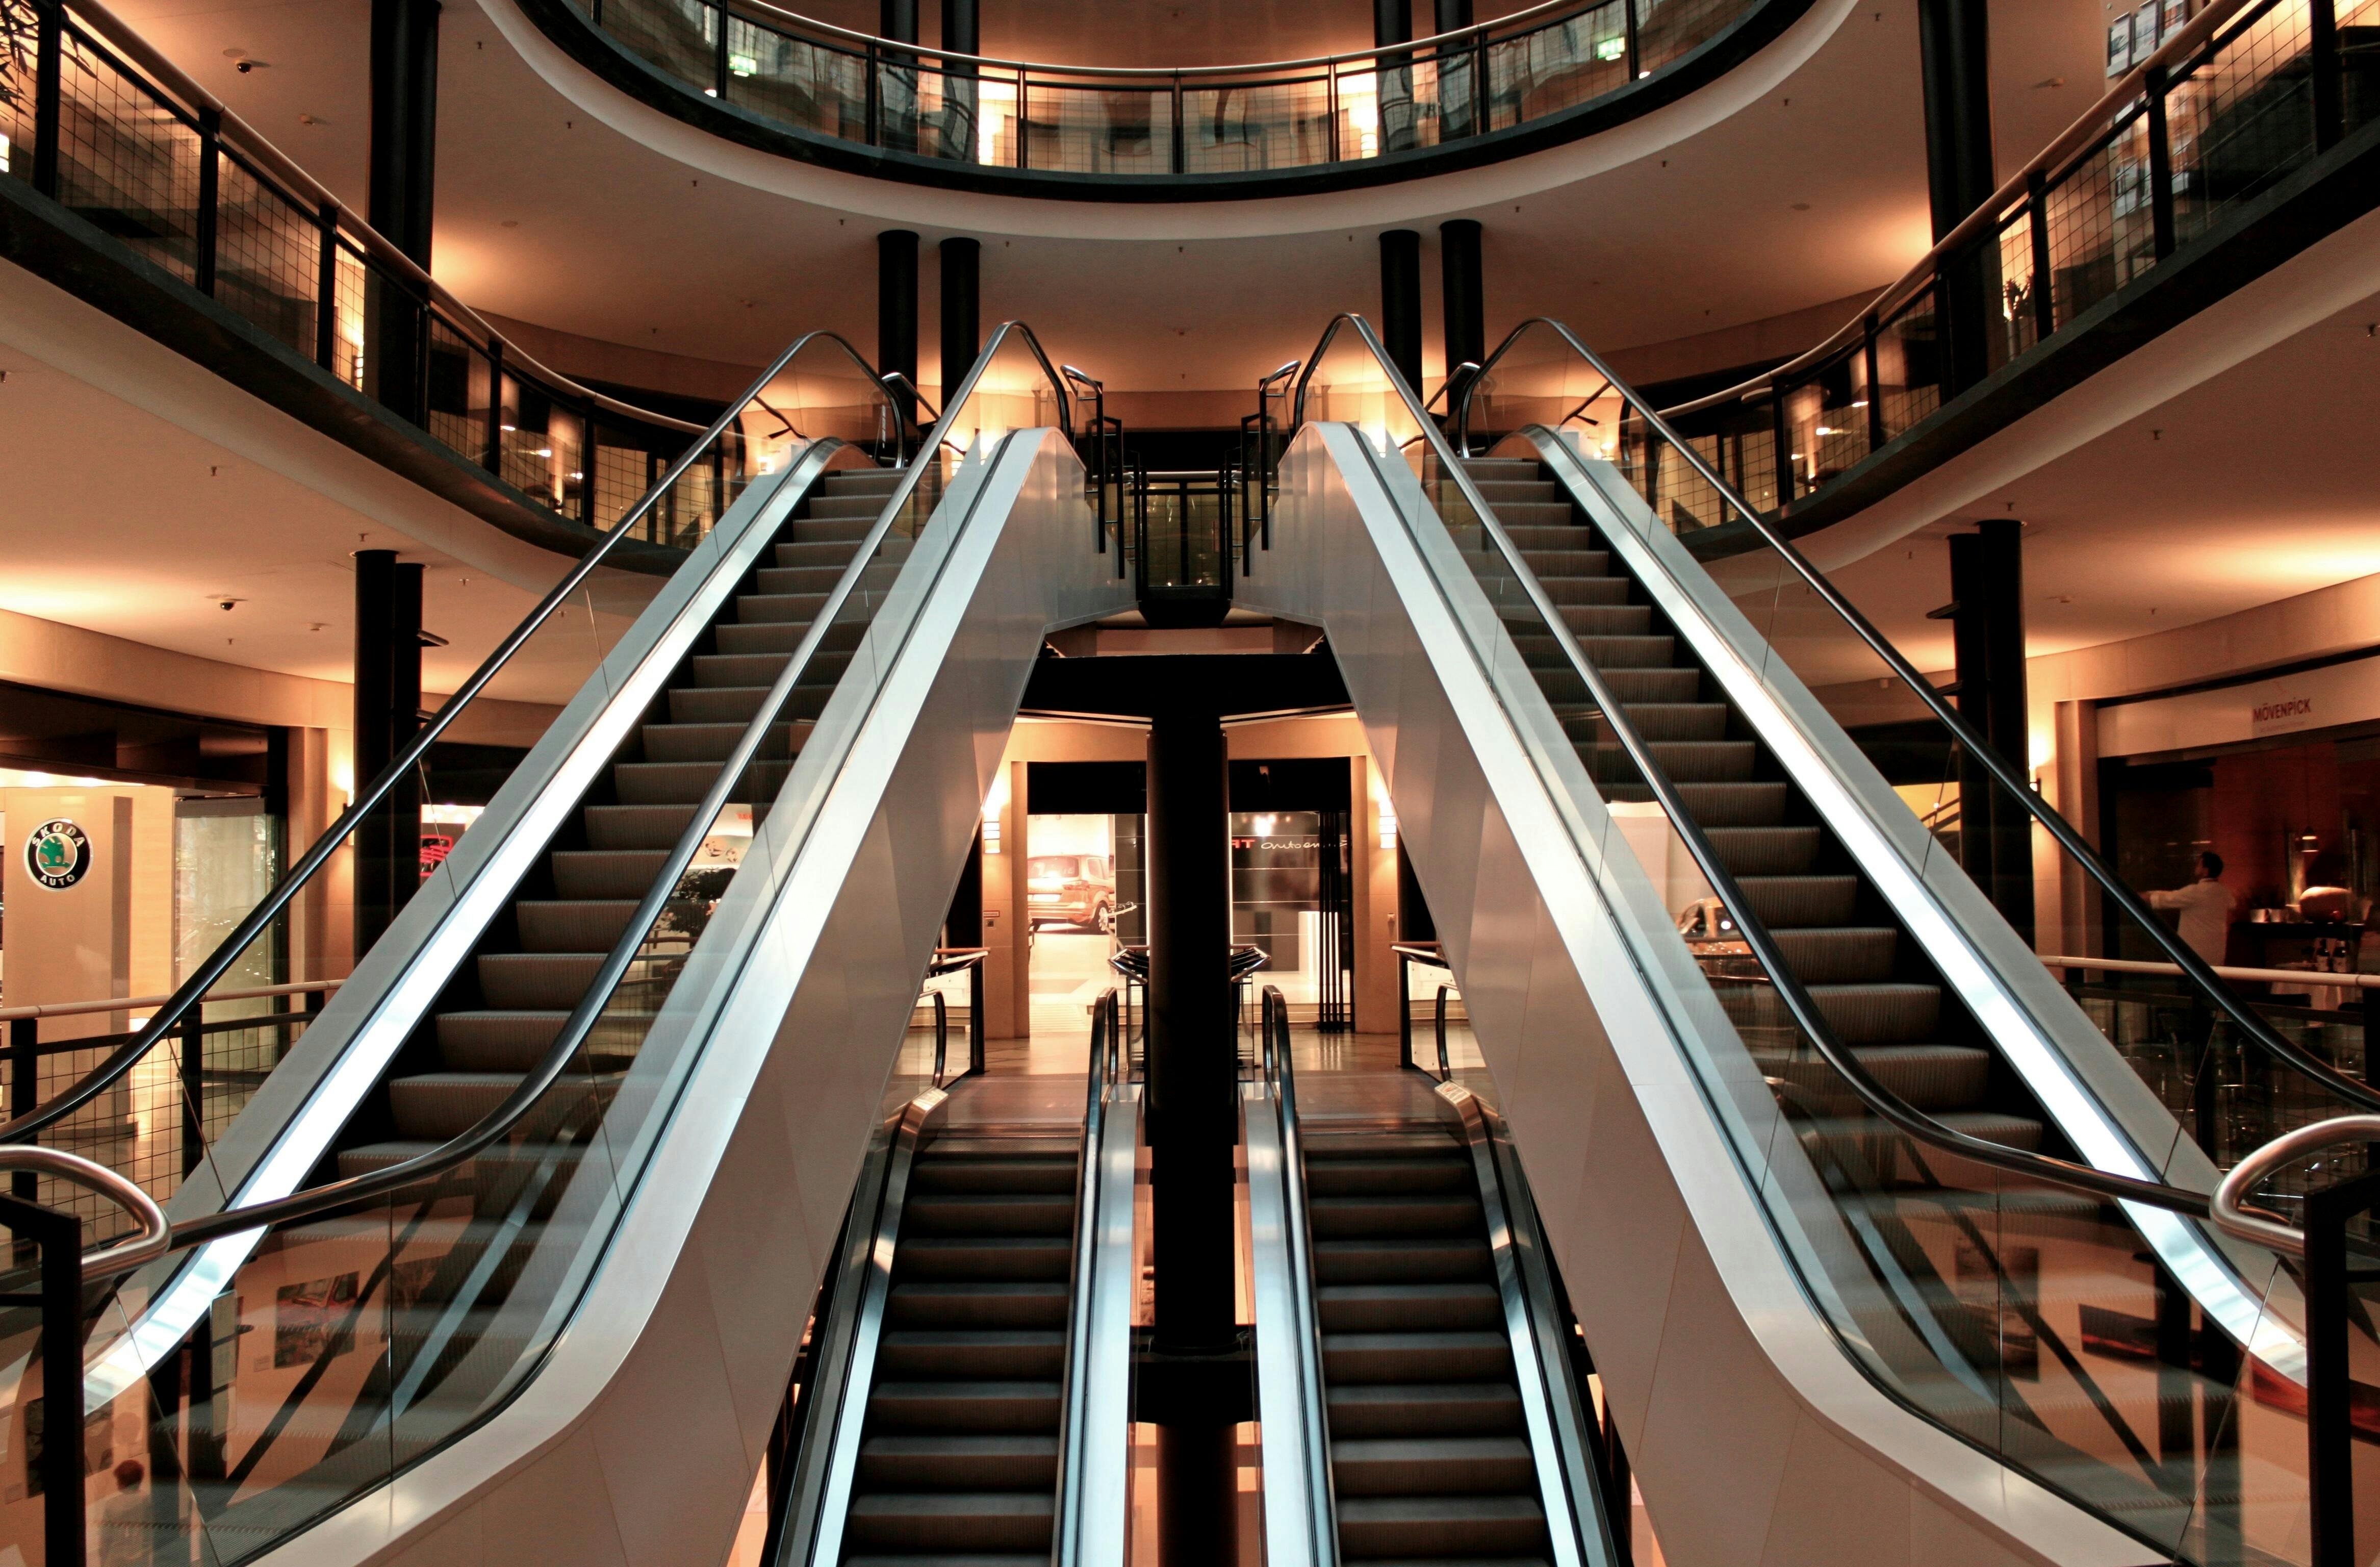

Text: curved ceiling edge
xmin=470 ymin=0 xmax=1858 ymax=241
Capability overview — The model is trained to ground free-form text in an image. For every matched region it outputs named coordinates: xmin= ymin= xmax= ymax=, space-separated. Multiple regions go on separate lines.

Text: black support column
xmin=352 ymin=553 xmax=424 ymax=958
xmin=1435 ymin=0 xmax=1473 ymax=28
xmin=1948 ymin=520 xmax=2032 ymax=939
xmin=1439 ymin=218 xmax=1485 ymax=409
xmin=941 ymin=0 xmax=975 ymax=51
xmin=1379 ymin=230 xmax=1424 ymax=397
xmin=367 ymin=0 xmax=438 ymax=422
xmin=1145 ymin=701 xmax=1239 ymax=1567
xmin=879 ymin=230 xmax=920 ymax=427
xmin=940 ymin=237 xmax=981 ymax=403
xmin=880 ymin=0 xmax=916 ymax=39
xmin=1918 ymin=0 xmax=1995 ymax=394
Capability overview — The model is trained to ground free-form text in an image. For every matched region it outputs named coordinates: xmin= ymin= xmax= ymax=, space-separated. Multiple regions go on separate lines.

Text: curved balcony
xmin=522 ymin=0 xmax=1812 ymax=198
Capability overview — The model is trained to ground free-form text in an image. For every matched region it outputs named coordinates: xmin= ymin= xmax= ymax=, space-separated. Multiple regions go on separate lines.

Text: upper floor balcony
xmin=526 ymin=0 xmax=1812 ymax=197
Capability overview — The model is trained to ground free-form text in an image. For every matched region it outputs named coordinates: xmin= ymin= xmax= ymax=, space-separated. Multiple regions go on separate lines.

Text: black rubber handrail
xmin=1292 ymin=312 xmax=2225 ymax=1219
xmin=0 ymin=330 xmax=903 ymax=1148
xmin=147 ymin=323 xmax=1080 ymax=1252
xmin=1449 ymin=314 xmax=2380 ymax=1121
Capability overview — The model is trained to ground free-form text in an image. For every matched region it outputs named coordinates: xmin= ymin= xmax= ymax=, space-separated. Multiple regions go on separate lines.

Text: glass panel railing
xmin=0 ymin=326 xmax=1079 ymax=1564
xmin=0 ymin=332 xmax=906 ymax=1246
xmin=1291 ymin=312 xmax=2319 ymax=1566
xmin=560 ymin=0 xmax=1774 ymax=179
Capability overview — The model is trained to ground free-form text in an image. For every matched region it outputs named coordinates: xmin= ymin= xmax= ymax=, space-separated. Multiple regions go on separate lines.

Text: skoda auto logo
xmin=24 ymin=819 xmax=91 ymax=890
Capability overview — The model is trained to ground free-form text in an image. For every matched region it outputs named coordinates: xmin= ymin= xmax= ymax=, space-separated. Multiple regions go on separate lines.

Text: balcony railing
xmin=555 ymin=0 xmax=1781 ymax=186
xmin=1457 ymin=0 xmax=2380 ymax=527
xmin=0 ymin=0 xmax=773 ymax=547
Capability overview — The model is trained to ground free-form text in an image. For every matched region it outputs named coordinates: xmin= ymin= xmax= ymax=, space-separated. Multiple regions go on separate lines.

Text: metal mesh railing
xmin=0 ymin=0 xmax=716 ymax=546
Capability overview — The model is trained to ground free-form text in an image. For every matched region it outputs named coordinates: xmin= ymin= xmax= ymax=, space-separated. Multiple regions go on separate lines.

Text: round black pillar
xmin=1439 ymin=218 xmax=1485 ymax=390
xmin=939 ymin=237 xmax=981 ymax=401
xmin=878 ymin=230 xmax=920 ymax=426
xmin=1379 ymin=230 xmax=1424 ymax=399
xmin=1144 ymin=702 xmax=1239 ymax=1567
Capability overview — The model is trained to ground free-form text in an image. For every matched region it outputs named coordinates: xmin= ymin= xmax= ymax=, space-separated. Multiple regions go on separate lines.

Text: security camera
xmin=220 ymin=600 xmax=237 ymax=612
xmin=234 ymin=58 xmax=255 ymax=71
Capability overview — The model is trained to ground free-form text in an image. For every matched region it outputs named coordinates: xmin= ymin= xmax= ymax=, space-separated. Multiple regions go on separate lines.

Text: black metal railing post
xmin=1171 ymin=75 xmax=1186 ymax=172
xmin=865 ymin=41 xmax=881 ymax=144
xmin=30 ymin=0 xmax=62 ymax=198
xmin=2026 ymin=169 xmax=2057 ymax=343
xmin=2302 ymin=1168 xmax=2380 ymax=1566
xmin=314 ymin=205 xmax=341 ymax=374
xmin=8 ymin=1019 xmax=35 ymax=1209
xmin=2145 ymin=67 xmax=2178 ymax=260
xmin=713 ymin=0 xmax=732 ymax=100
xmin=969 ymin=958 xmax=986 ymax=1075
xmin=193 ymin=106 xmax=221 ymax=296
xmin=483 ymin=340 xmax=506 ymax=474
xmin=1860 ymin=314 xmax=1885 ymax=452
xmin=1767 ymin=382 xmax=1794 ymax=505
xmin=180 ymin=1006 xmax=206 ymax=1178
xmin=1397 ymin=951 xmax=1413 ymax=1069
xmin=2311 ymin=0 xmax=2344 ymax=151
xmin=0 ymin=1193 xmax=88 ymax=1567
xmin=1622 ymin=0 xmax=1642 ymax=81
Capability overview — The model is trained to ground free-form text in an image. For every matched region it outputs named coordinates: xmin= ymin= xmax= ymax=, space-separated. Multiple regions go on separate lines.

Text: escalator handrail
xmin=1289 ymin=312 xmax=2230 ymax=1221
xmin=1447 ymin=314 xmax=2380 ymax=1120
xmin=157 ymin=331 xmax=1059 ymax=1250
xmin=1054 ymin=989 xmax=1118 ymax=1566
xmin=1436 ymin=1082 xmax=1619 ymax=1567
xmin=0 ymin=329 xmax=907 ymax=1149
xmin=1260 ymin=985 xmax=1340 ymax=1567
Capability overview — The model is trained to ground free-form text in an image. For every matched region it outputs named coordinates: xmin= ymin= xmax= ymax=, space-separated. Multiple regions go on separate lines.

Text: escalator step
xmin=1700 ymin=825 xmax=1822 ymax=875
xmin=1598 ymin=781 xmax=1786 ymax=826
xmin=549 ymin=849 xmax=669 ymax=899
xmin=1313 ymin=1239 xmax=1492 ymax=1283
xmin=639 ymin=720 xmax=808 ymax=763
xmin=855 ymin=1434 xmax=1060 ymax=1490
xmin=1336 ymin=1493 xmax=1547 ymax=1556
xmin=1316 ymin=1282 xmax=1501 ymax=1331
xmin=901 ymin=1192 xmax=1077 ymax=1235
xmin=1304 ymin=1132 xmax=1462 ymax=1160
xmin=909 ymin=1156 xmax=1079 ymax=1194
xmin=1323 ymin=1331 xmax=1512 ymax=1383
xmin=731 ymin=591 xmax=830 ymax=625
xmin=1557 ymin=702 xmax=1729 ymax=743
xmin=888 ymin=1281 xmax=1071 ymax=1328
xmin=1764 ymin=926 xmax=1899 ymax=982
xmin=1508 ymin=548 xmax=1611 ymax=577
xmin=1718 ymin=980 xmax=1941 ymax=1045
xmin=753 ymin=564 xmax=846 ymax=594
xmin=1323 ymin=1381 xmax=1523 ymax=1438
xmin=690 ymin=652 xmax=792 ymax=689
xmin=1731 ymin=873 xmax=1860 ymax=926
xmin=1308 ymin=1194 xmax=1484 ymax=1237
xmin=1578 ymin=740 xmax=1756 ymax=784
xmin=477 ymin=952 xmax=604 ymax=1009
xmin=1329 ymin=1436 xmax=1537 ymax=1496
xmin=434 ymin=1010 xmax=568 ymax=1071
xmin=1596 ymin=667 xmax=1702 ymax=703
xmin=583 ymin=803 xmax=701 ymax=849
xmin=843 ymin=1492 xmax=1055 ymax=1552
xmin=877 ymin=1330 xmax=1066 ymax=1379
xmin=1303 ymin=1156 xmax=1473 ymax=1196
xmin=515 ymin=900 xmax=637 ymax=952
xmin=385 ymin=1071 xmax=611 ymax=1140
xmin=611 ymin=761 xmax=770 ymax=805
xmin=1531 ymin=574 xmax=1631 ymax=608
xmin=892 ymin=1236 xmax=1073 ymax=1281
xmin=866 ymin=1381 xmax=1062 ymax=1433
xmin=1759 ymin=1043 xmax=1992 ymax=1112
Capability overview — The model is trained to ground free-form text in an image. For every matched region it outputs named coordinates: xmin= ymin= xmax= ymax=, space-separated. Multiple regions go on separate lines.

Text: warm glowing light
xmin=1378 ymin=808 xmax=1398 ymax=851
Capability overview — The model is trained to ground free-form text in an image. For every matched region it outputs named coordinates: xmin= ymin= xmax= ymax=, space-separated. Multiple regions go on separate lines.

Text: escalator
xmin=1248 ymin=993 xmax=1611 ymax=1567
xmin=776 ymin=996 xmax=1137 ymax=1567
xmin=0 ymin=324 xmax=1135 ymax=1566
xmin=1237 ymin=314 xmax=2365 ymax=1567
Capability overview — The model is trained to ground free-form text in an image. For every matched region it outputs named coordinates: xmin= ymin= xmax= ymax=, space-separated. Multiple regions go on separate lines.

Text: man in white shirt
xmin=2147 ymin=851 xmax=2236 ymax=967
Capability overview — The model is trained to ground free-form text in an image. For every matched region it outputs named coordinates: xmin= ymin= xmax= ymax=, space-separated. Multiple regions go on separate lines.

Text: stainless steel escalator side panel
xmin=1523 ymin=427 xmax=2305 ymax=1372
xmin=1246 ymin=1076 xmax=1335 ymax=1567
xmin=782 ymin=1089 xmax=948 ymax=1567
xmin=1060 ymin=1077 xmax=1140 ymax=1567
xmin=1437 ymin=1082 xmax=1618 ymax=1567
xmin=254 ymin=429 xmax=1133 ymax=1567
xmin=1235 ymin=421 xmax=2147 ymax=1567
xmin=84 ymin=445 xmax=847 ymax=1410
